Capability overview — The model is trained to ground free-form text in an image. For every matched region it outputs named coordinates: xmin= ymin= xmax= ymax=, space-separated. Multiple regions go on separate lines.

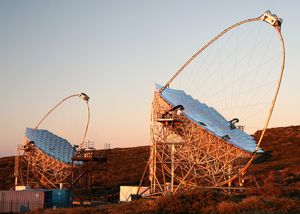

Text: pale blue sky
xmin=0 ymin=1 xmax=299 ymax=157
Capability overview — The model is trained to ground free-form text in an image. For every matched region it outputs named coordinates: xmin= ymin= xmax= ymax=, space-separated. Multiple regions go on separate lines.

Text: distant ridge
xmin=1 ymin=126 xmax=299 ymax=195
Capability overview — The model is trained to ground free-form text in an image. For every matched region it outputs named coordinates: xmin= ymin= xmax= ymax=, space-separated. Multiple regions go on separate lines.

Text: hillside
xmin=95 ymin=125 xmax=300 ymax=213
xmin=0 ymin=146 xmax=150 ymax=196
xmin=0 ymin=155 xmax=15 ymax=190
xmin=102 ymin=125 xmax=300 ymax=214
xmin=250 ymin=126 xmax=300 ymax=187
xmin=1 ymin=125 xmax=300 ymax=213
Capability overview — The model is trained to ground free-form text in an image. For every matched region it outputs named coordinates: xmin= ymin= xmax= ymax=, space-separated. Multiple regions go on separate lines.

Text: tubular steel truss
xmin=14 ymin=93 xmax=90 ymax=189
xmin=149 ymin=92 xmax=251 ymax=195
xmin=148 ymin=11 xmax=285 ymax=196
xmin=15 ymin=138 xmax=73 ymax=189
xmin=71 ymin=149 xmax=108 ymax=190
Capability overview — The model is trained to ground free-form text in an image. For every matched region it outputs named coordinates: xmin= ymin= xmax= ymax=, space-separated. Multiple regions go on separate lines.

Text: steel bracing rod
xmin=153 ymin=94 xmax=233 ymax=190
xmin=23 ymin=146 xmax=72 ymax=186
xmin=35 ymin=93 xmax=90 ymax=148
xmin=26 ymin=152 xmax=58 ymax=188
xmin=153 ymin=94 xmax=252 ymax=188
xmin=137 ymin=160 xmax=150 ymax=194
xmin=159 ymin=15 xmax=262 ymax=93
xmin=254 ymin=26 xmax=285 ymax=152
xmin=83 ymin=102 xmax=91 ymax=148
xmin=159 ymin=11 xmax=283 ymax=93
xmin=217 ymin=20 xmax=285 ymax=187
xmin=157 ymin=12 xmax=285 ymax=187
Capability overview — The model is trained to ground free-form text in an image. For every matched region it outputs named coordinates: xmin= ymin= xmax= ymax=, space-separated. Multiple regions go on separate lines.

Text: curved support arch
xmin=218 ymin=16 xmax=285 ymax=187
xmin=158 ymin=11 xmax=285 ymax=187
xmin=35 ymin=93 xmax=90 ymax=149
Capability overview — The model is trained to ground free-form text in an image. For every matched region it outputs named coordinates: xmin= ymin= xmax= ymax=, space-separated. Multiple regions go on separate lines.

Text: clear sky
xmin=0 ymin=0 xmax=299 ymax=157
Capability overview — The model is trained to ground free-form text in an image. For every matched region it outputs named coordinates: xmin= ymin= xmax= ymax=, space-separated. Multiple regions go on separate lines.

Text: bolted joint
xmin=79 ymin=93 xmax=90 ymax=102
xmin=261 ymin=10 xmax=283 ymax=29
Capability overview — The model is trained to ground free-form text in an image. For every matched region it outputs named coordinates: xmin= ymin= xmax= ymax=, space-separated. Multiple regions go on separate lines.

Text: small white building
xmin=119 ymin=186 xmax=150 ymax=202
xmin=15 ymin=186 xmax=31 ymax=191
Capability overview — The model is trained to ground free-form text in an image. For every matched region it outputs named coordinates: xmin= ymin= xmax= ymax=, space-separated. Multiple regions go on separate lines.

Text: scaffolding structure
xmin=149 ymin=92 xmax=250 ymax=195
xmin=15 ymin=142 xmax=109 ymax=191
xmin=14 ymin=93 xmax=91 ymax=189
xmin=14 ymin=141 xmax=73 ymax=189
xmin=147 ymin=11 xmax=285 ymax=196
xmin=71 ymin=148 xmax=108 ymax=190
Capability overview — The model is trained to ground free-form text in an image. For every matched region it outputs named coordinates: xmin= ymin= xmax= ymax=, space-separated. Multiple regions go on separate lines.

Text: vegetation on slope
xmin=1 ymin=126 xmax=300 ymax=213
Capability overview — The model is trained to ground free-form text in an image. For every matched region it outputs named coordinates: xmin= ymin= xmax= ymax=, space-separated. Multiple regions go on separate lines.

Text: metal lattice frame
xmin=149 ymin=93 xmax=250 ymax=194
xmin=20 ymin=138 xmax=72 ymax=188
xmin=149 ymin=11 xmax=285 ymax=195
xmin=15 ymin=93 xmax=90 ymax=189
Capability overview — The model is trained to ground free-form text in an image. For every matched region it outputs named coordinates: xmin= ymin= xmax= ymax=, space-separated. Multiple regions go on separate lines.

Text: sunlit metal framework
xmin=149 ymin=93 xmax=250 ymax=194
xmin=14 ymin=93 xmax=90 ymax=189
xmin=71 ymin=148 xmax=108 ymax=190
xmin=15 ymin=143 xmax=73 ymax=189
xmin=148 ymin=11 xmax=285 ymax=195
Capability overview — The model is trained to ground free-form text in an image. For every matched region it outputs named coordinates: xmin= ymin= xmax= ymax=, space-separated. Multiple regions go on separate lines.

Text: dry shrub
xmin=238 ymin=196 xmax=266 ymax=211
xmin=108 ymin=199 xmax=155 ymax=214
xmin=217 ymin=196 xmax=300 ymax=214
xmin=217 ymin=196 xmax=264 ymax=214
xmin=265 ymin=171 xmax=280 ymax=184
xmin=243 ymin=187 xmax=261 ymax=197
xmin=261 ymin=183 xmax=282 ymax=197
xmin=154 ymin=194 xmax=182 ymax=213
xmin=152 ymin=189 xmax=227 ymax=213
xmin=39 ymin=207 xmax=109 ymax=214
xmin=200 ymin=205 xmax=217 ymax=214
xmin=27 ymin=193 xmax=299 ymax=214
xmin=258 ymin=170 xmax=286 ymax=197
xmin=264 ymin=197 xmax=299 ymax=213
xmin=217 ymin=201 xmax=240 ymax=214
